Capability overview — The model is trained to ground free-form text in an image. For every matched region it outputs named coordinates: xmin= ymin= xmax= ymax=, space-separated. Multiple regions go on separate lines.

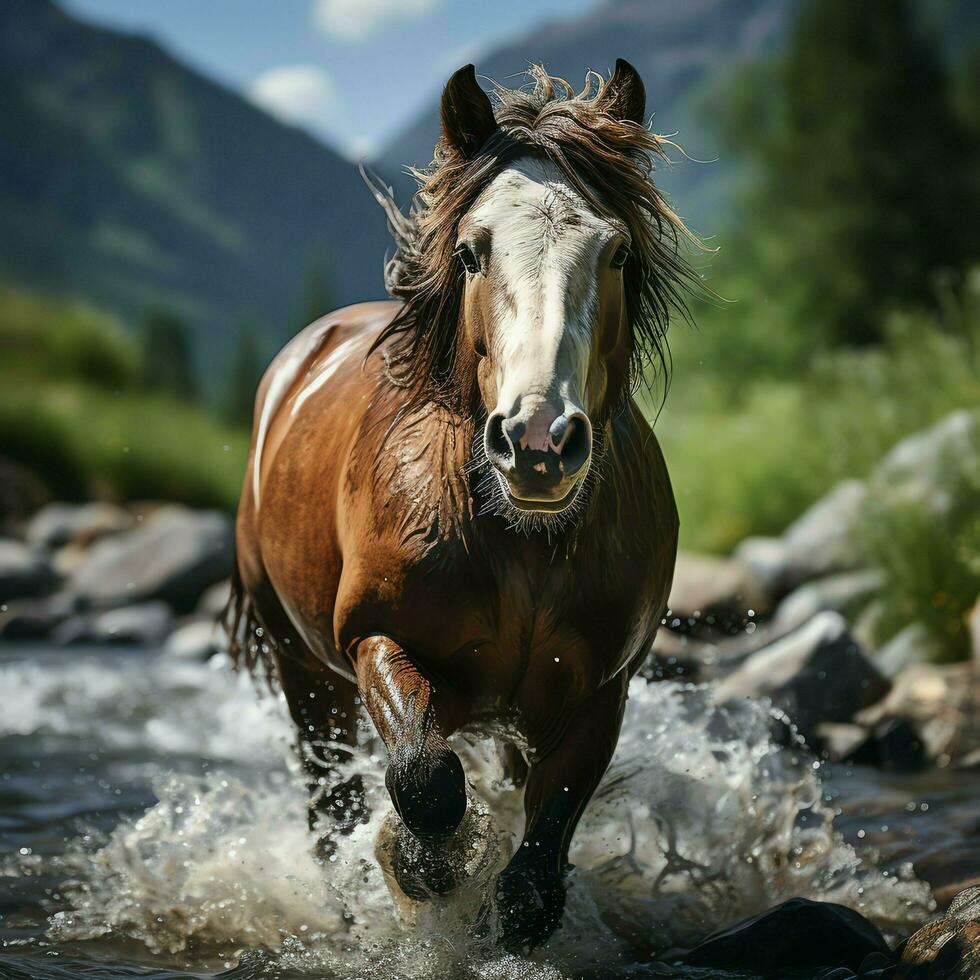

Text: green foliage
xmin=139 ymin=308 xmax=199 ymax=400
xmin=719 ymin=0 xmax=979 ymax=347
xmin=295 ymin=252 xmax=335 ymax=336
xmin=0 ymin=281 xmax=246 ymax=509
xmin=0 ymin=281 xmax=139 ymax=389
xmin=860 ymin=419 xmax=980 ymax=662
xmin=659 ymin=271 xmax=980 ymax=554
xmin=223 ymin=324 xmax=265 ymax=426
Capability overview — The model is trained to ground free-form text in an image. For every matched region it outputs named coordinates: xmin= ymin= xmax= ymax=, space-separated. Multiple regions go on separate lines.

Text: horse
xmin=228 ymin=59 xmax=694 ymax=951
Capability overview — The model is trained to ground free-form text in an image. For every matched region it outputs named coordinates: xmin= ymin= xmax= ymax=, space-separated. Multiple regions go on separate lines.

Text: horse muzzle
xmin=484 ymin=397 xmax=592 ymax=512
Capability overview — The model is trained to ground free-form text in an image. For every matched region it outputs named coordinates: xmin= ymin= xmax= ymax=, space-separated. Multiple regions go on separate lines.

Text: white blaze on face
xmin=463 ymin=158 xmax=619 ymax=420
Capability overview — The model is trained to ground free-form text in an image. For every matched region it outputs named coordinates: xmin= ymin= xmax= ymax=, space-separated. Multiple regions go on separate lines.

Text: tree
xmin=724 ymin=0 xmax=978 ymax=346
xmin=140 ymin=308 xmax=198 ymax=399
xmin=296 ymin=252 xmax=334 ymax=334
xmin=223 ymin=324 xmax=265 ymax=427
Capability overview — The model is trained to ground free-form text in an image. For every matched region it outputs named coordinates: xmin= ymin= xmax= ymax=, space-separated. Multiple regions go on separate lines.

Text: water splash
xmin=3 ymin=650 xmax=933 ymax=978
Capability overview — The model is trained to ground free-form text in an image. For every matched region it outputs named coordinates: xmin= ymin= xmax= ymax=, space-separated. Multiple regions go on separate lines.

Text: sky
xmin=63 ymin=0 xmax=600 ymax=160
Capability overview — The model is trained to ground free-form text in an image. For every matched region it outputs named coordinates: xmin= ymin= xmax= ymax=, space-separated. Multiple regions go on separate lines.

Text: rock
xmin=0 ymin=538 xmax=58 ymax=600
xmin=968 ymin=599 xmax=980 ymax=665
xmin=673 ymin=897 xmax=890 ymax=973
xmin=51 ymin=601 xmax=174 ymax=646
xmin=713 ymin=611 xmax=890 ymax=743
xmin=816 ymin=722 xmax=871 ymax=762
xmin=897 ymin=884 xmax=980 ymax=978
xmin=876 ymin=624 xmax=944 ymax=680
xmin=735 ymin=480 xmax=868 ymax=595
xmin=164 ymin=617 xmax=225 ymax=660
xmin=67 ymin=507 xmax=233 ymax=612
xmin=25 ymin=501 xmax=132 ymax=550
xmin=0 ymin=594 xmax=77 ymax=640
xmin=875 ymin=410 xmax=980 ymax=517
xmin=667 ymin=550 xmax=771 ymax=636
xmin=857 ymin=663 xmax=980 ymax=767
xmin=196 ymin=578 xmax=232 ymax=619
xmin=774 ymin=569 xmax=885 ymax=633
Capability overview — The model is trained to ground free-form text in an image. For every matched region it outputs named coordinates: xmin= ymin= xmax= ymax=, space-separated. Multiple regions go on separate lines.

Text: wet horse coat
xmin=231 ymin=60 xmax=689 ymax=949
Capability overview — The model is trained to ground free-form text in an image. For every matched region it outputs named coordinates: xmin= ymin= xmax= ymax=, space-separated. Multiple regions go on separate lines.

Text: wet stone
xmin=671 ymin=897 xmax=891 ymax=974
xmin=897 ymin=884 xmax=980 ymax=978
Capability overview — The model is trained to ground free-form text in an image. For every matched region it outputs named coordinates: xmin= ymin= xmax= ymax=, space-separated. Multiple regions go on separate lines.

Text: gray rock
xmin=0 ymin=594 xmax=77 ymax=640
xmin=164 ymin=617 xmax=226 ymax=661
xmin=668 ymin=550 xmax=771 ymax=635
xmin=67 ymin=506 xmax=233 ymax=612
xmin=25 ymin=501 xmax=132 ymax=550
xmin=0 ymin=539 xmax=58 ymax=600
xmin=875 ymin=409 xmax=980 ymax=517
xmin=713 ymin=611 xmax=890 ymax=742
xmin=857 ymin=662 xmax=980 ymax=766
xmin=735 ymin=480 xmax=868 ymax=594
xmin=196 ymin=578 xmax=231 ymax=619
xmin=875 ymin=623 xmax=944 ymax=680
xmin=773 ymin=569 xmax=884 ymax=633
xmin=52 ymin=601 xmax=174 ymax=646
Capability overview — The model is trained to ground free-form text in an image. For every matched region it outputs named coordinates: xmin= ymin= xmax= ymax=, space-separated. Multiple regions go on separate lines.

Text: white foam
xmin=2 ymin=651 xmax=934 ymax=977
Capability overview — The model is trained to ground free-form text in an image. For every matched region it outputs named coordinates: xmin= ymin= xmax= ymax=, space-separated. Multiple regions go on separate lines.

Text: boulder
xmin=196 ymin=578 xmax=232 ymax=619
xmin=672 ymin=897 xmax=890 ymax=973
xmin=667 ymin=550 xmax=771 ymax=636
xmin=735 ymin=480 xmax=868 ymax=595
xmin=875 ymin=410 xmax=980 ymax=517
xmin=713 ymin=611 xmax=890 ymax=743
xmin=875 ymin=624 xmax=944 ymax=680
xmin=51 ymin=601 xmax=174 ymax=646
xmin=164 ymin=616 xmax=226 ymax=661
xmin=897 ymin=885 xmax=980 ymax=978
xmin=0 ymin=456 xmax=49 ymax=535
xmin=67 ymin=506 xmax=233 ymax=612
xmin=774 ymin=569 xmax=884 ymax=633
xmin=857 ymin=663 xmax=980 ymax=767
xmin=0 ymin=594 xmax=77 ymax=640
xmin=0 ymin=539 xmax=58 ymax=600
xmin=25 ymin=501 xmax=132 ymax=550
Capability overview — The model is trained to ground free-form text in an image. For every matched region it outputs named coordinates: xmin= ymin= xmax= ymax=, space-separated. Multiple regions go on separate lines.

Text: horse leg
xmin=354 ymin=635 xmax=467 ymax=896
xmin=496 ymin=673 xmax=628 ymax=951
xmin=277 ymin=653 xmax=367 ymax=839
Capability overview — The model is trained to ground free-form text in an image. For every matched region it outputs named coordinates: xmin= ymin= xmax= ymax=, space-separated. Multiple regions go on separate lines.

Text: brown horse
xmin=229 ymin=60 xmax=693 ymax=950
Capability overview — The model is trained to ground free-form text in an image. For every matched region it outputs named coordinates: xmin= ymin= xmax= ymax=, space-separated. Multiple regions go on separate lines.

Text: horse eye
xmin=455 ymin=244 xmax=479 ymax=274
xmin=610 ymin=243 xmax=631 ymax=270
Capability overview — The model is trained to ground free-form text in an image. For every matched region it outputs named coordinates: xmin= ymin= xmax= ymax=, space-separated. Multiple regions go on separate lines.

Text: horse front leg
xmin=354 ymin=635 xmax=467 ymax=896
xmin=497 ymin=672 xmax=628 ymax=951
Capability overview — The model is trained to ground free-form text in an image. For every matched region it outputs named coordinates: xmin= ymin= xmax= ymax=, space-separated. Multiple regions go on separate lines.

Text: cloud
xmin=249 ymin=65 xmax=339 ymax=132
xmin=312 ymin=0 xmax=441 ymax=43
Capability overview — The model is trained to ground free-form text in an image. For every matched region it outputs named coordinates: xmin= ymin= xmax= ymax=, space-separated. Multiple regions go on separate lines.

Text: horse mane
xmin=368 ymin=64 xmax=699 ymax=414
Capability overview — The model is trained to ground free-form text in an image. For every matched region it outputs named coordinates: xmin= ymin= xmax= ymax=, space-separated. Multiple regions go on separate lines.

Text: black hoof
xmin=495 ymin=861 xmax=566 ymax=952
xmin=386 ymin=742 xmax=466 ymax=843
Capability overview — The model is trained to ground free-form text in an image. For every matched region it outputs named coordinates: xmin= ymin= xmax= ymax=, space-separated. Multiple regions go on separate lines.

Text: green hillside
xmin=0 ymin=0 xmax=389 ymax=377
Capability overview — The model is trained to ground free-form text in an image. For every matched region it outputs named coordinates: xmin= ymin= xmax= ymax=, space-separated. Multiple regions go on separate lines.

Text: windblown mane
xmin=369 ymin=65 xmax=699 ymax=414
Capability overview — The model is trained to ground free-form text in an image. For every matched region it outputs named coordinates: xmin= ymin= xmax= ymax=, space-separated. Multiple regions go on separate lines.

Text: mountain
xmin=0 ymin=0 xmax=390 ymax=375
xmin=375 ymin=0 xmax=980 ymax=237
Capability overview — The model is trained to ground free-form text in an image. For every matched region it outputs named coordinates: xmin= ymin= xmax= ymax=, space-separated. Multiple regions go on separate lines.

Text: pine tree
xmin=727 ymin=0 xmax=977 ymax=345
xmin=223 ymin=325 xmax=265 ymax=427
xmin=140 ymin=309 xmax=198 ymax=399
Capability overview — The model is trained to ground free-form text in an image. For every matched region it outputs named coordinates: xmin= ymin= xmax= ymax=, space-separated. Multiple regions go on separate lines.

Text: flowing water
xmin=0 ymin=642 xmax=971 ymax=980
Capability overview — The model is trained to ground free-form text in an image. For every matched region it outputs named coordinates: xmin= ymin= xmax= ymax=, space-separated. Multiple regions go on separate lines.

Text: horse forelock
xmin=371 ymin=64 xmax=701 ymax=416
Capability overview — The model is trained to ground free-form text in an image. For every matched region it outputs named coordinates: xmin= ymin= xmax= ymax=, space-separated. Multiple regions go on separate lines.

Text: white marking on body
xmin=290 ymin=335 xmax=362 ymax=417
xmin=252 ymin=323 xmax=336 ymax=509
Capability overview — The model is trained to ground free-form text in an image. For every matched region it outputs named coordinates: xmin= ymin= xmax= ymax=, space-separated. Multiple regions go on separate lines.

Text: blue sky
xmin=64 ymin=0 xmax=600 ymax=159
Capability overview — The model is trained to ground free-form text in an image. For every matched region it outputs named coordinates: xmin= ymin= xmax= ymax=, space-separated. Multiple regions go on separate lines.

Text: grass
xmin=0 ymin=282 xmax=248 ymax=510
xmin=656 ymin=269 xmax=980 ymax=554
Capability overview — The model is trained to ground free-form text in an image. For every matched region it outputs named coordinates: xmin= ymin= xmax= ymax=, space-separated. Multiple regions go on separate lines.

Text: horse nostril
xmin=558 ymin=415 xmax=591 ymax=476
xmin=485 ymin=413 xmax=514 ymax=467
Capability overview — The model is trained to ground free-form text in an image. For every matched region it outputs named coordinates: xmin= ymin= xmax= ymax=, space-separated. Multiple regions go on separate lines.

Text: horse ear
xmin=598 ymin=58 xmax=646 ymax=126
xmin=440 ymin=64 xmax=497 ymax=158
